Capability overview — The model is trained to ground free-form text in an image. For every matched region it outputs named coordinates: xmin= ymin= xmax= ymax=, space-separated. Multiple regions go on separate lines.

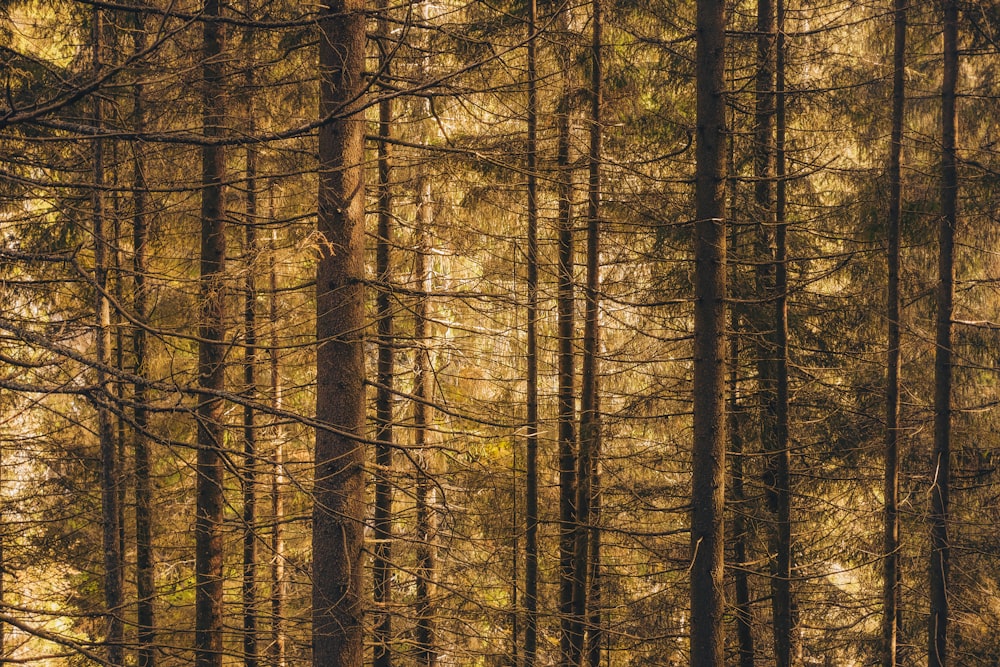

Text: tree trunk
xmin=132 ymin=12 xmax=155 ymax=666
xmin=727 ymin=83 xmax=755 ymax=667
xmin=580 ymin=1 xmax=603 ymax=663
xmin=267 ymin=211 xmax=287 ymax=667
xmin=524 ymin=0 xmax=539 ymax=662
xmin=314 ymin=0 xmax=367 ymax=663
xmin=195 ymin=2 xmax=227 ymax=667
xmin=929 ymin=1 xmax=957 ymax=666
xmin=557 ymin=25 xmax=578 ymax=667
xmin=772 ymin=0 xmax=792 ymax=658
xmin=243 ymin=96 xmax=260 ymax=667
xmin=373 ymin=7 xmax=395 ymax=665
xmin=883 ymin=2 xmax=906 ymax=664
xmin=414 ymin=178 xmax=437 ymax=667
xmin=93 ymin=8 xmax=124 ymax=665
xmin=691 ymin=0 xmax=727 ymax=665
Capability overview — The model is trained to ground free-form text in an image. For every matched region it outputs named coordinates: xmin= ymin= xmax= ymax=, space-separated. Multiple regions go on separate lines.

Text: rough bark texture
xmin=691 ymin=0 xmax=727 ymax=665
xmin=243 ymin=136 xmax=260 ymax=667
xmin=751 ymin=0 xmax=792 ymax=661
xmin=313 ymin=0 xmax=367 ymax=664
xmin=727 ymin=104 xmax=755 ymax=667
xmin=414 ymin=180 xmax=437 ymax=667
xmin=772 ymin=0 xmax=792 ymax=662
xmin=268 ymin=216 xmax=287 ymax=667
xmin=524 ymin=0 xmax=539 ymax=662
xmin=929 ymin=1 xmax=957 ymax=666
xmin=195 ymin=2 xmax=227 ymax=667
xmin=132 ymin=14 xmax=155 ymax=666
xmin=556 ymin=52 xmax=578 ymax=667
xmin=93 ymin=9 xmax=124 ymax=665
xmin=373 ymin=10 xmax=395 ymax=665
xmin=581 ymin=2 xmax=603 ymax=663
xmin=883 ymin=2 xmax=906 ymax=666
xmin=729 ymin=324 xmax=754 ymax=667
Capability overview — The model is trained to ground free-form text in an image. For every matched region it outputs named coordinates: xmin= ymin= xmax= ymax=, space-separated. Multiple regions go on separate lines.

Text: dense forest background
xmin=0 ymin=0 xmax=999 ymax=666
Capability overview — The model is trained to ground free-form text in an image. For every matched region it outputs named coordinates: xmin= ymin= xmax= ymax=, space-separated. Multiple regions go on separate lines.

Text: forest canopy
xmin=0 ymin=0 xmax=999 ymax=666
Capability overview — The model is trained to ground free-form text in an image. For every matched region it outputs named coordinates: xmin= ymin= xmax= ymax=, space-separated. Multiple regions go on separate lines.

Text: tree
xmin=194 ymin=2 xmax=227 ymax=667
xmin=929 ymin=0 xmax=958 ymax=665
xmin=242 ymin=48 xmax=261 ymax=667
xmin=556 ymin=15 xmax=579 ymax=665
xmin=523 ymin=1 xmax=540 ymax=665
xmin=130 ymin=9 xmax=156 ymax=667
xmin=313 ymin=0 xmax=367 ymax=665
xmin=883 ymin=0 xmax=907 ymax=665
xmin=373 ymin=4 xmax=396 ymax=665
xmin=92 ymin=7 xmax=124 ymax=665
xmin=691 ymin=0 xmax=727 ymax=665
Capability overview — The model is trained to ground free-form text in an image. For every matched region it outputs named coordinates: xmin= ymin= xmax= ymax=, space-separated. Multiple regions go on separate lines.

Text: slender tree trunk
xmin=729 ymin=320 xmax=754 ymax=667
xmin=243 ymin=90 xmax=260 ymax=667
xmin=93 ymin=8 xmax=124 ymax=665
xmin=929 ymin=2 xmax=957 ymax=666
xmin=314 ymin=0 xmax=367 ymax=663
xmin=556 ymin=7 xmax=579 ymax=656
xmin=751 ymin=1 xmax=793 ymax=662
xmin=580 ymin=1 xmax=603 ymax=663
xmin=413 ymin=179 xmax=437 ymax=667
xmin=267 ymin=211 xmax=287 ymax=667
xmin=195 ymin=1 xmax=227 ymax=665
xmin=132 ymin=13 xmax=155 ymax=666
xmin=373 ymin=7 xmax=395 ymax=665
xmin=524 ymin=0 xmax=540 ymax=662
xmin=557 ymin=32 xmax=578 ymax=667
xmin=727 ymin=82 xmax=755 ymax=667
xmin=691 ymin=0 xmax=727 ymax=665
xmin=772 ymin=0 xmax=792 ymax=659
xmin=111 ymin=148 xmax=128 ymax=583
xmin=883 ymin=3 xmax=906 ymax=664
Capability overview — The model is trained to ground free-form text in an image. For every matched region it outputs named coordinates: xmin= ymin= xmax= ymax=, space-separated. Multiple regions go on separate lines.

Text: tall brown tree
xmin=195 ymin=2 xmax=227 ymax=667
xmin=131 ymin=10 xmax=155 ymax=667
xmin=373 ymin=5 xmax=395 ymax=665
xmin=581 ymin=0 xmax=603 ymax=663
xmin=772 ymin=0 xmax=792 ymax=659
xmin=691 ymin=0 xmax=727 ymax=665
xmin=242 ymin=97 xmax=261 ymax=667
xmin=92 ymin=8 xmax=124 ymax=666
xmin=523 ymin=0 xmax=540 ymax=663
xmin=267 ymin=216 xmax=288 ymax=667
xmin=883 ymin=0 xmax=906 ymax=665
xmin=929 ymin=0 xmax=957 ymax=665
xmin=413 ymin=177 xmax=437 ymax=667
xmin=556 ymin=22 xmax=578 ymax=667
xmin=313 ymin=0 xmax=367 ymax=664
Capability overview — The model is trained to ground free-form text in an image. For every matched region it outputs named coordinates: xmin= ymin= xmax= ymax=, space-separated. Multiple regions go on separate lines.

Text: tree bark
xmin=132 ymin=12 xmax=155 ymax=666
xmin=524 ymin=0 xmax=540 ymax=662
xmin=580 ymin=1 xmax=603 ymax=663
xmin=243 ymin=88 xmax=260 ymax=667
xmin=267 ymin=211 xmax=287 ymax=667
xmin=772 ymin=0 xmax=792 ymax=659
xmin=727 ymin=79 xmax=755 ymax=667
xmin=313 ymin=0 xmax=367 ymax=664
xmin=413 ymin=178 xmax=437 ymax=667
xmin=556 ymin=60 xmax=578 ymax=667
xmin=93 ymin=8 xmax=124 ymax=665
xmin=691 ymin=0 xmax=727 ymax=665
xmin=929 ymin=1 xmax=957 ymax=666
xmin=882 ymin=3 xmax=906 ymax=664
xmin=373 ymin=6 xmax=395 ymax=665
xmin=195 ymin=2 xmax=227 ymax=667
